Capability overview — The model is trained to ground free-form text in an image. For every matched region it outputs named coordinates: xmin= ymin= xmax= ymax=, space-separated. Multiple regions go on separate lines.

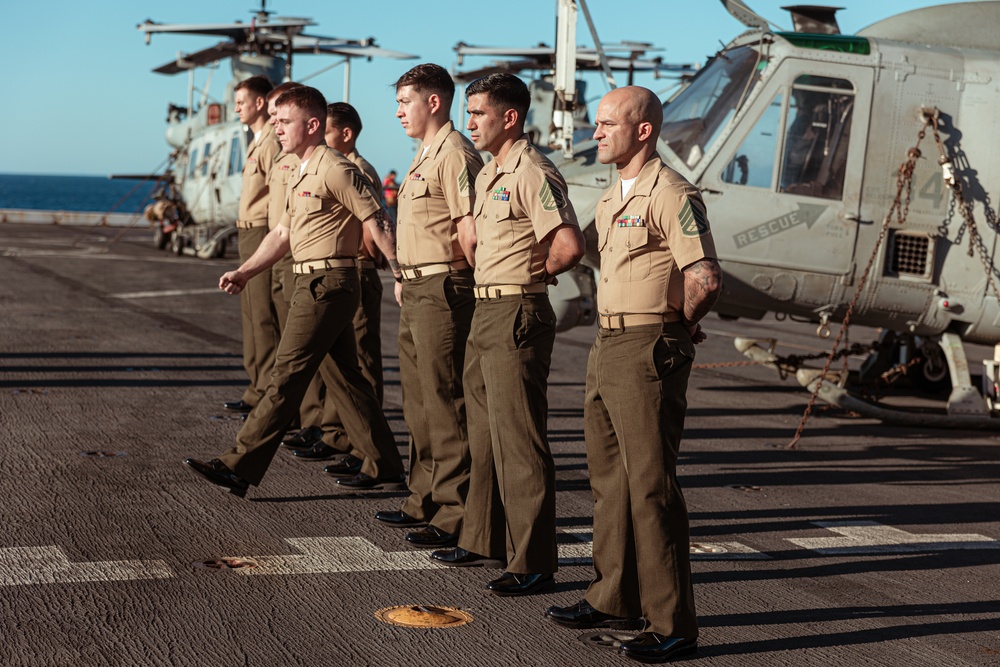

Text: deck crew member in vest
xmin=291 ymin=102 xmax=388 ymax=466
xmin=372 ymin=64 xmax=484 ymax=550
xmin=431 ymin=73 xmax=585 ymax=596
xmin=223 ymin=75 xmax=282 ymax=414
xmin=183 ymin=86 xmax=406 ymax=495
xmin=543 ymin=86 xmax=722 ymax=664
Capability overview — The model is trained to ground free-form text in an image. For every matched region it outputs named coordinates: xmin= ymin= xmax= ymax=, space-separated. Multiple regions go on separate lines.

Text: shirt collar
xmin=601 ymin=153 xmax=664 ymax=204
xmin=495 ymin=135 xmax=532 ymax=175
xmin=421 ymin=120 xmax=456 ymax=162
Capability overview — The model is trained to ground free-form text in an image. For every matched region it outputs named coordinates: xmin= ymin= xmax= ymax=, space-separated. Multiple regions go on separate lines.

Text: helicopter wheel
xmin=153 ymin=225 xmax=169 ymax=250
xmin=170 ymin=232 xmax=184 ymax=256
xmin=912 ymin=343 xmax=951 ymax=395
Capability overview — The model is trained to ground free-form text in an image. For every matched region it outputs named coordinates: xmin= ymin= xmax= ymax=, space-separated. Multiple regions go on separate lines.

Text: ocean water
xmin=0 ymin=174 xmax=158 ymax=214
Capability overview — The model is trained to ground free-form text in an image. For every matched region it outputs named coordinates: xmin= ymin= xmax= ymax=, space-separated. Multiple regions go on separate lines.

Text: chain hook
xmin=816 ymin=311 xmax=832 ymax=339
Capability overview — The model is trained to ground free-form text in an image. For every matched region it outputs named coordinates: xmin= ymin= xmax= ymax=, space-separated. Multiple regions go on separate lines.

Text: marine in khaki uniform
xmin=183 ymin=86 xmax=405 ymax=495
xmin=543 ymin=86 xmax=723 ymax=664
xmin=225 ymin=75 xmax=282 ymax=413
xmin=290 ymin=102 xmax=389 ymax=466
xmin=431 ymin=73 xmax=585 ymax=596
xmin=372 ymin=64 xmax=484 ymax=551
xmin=261 ymin=82 xmax=327 ymax=444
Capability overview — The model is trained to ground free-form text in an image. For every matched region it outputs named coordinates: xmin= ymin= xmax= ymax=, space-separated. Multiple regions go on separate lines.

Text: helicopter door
xmin=705 ymin=62 xmax=872 ymax=280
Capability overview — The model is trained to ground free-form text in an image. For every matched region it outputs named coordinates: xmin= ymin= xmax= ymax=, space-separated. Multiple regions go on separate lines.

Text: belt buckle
xmin=602 ymin=313 xmax=625 ymax=330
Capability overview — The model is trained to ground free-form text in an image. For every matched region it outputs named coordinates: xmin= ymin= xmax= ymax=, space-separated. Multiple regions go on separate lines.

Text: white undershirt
xmin=299 ymin=159 xmax=309 ymax=175
xmin=420 ymin=146 xmax=429 ymax=160
xmin=253 ymin=129 xmax=261 ymax=145
xmin=621 ymin=177 xmax=637 ymax=199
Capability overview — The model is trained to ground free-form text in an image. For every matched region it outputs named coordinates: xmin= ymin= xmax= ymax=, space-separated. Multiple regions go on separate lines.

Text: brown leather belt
xmin=399 ymin=260 xmax=471 ymax=282
xmin=474 ymin=283 xmax=547 ymax=300
xmin=598 ymin=313 xmax=682 ymax=330
xmin=359 ymin=259 xmax=377 ymax=270
xmin=293 ymin=258 xmax=357 ymax=274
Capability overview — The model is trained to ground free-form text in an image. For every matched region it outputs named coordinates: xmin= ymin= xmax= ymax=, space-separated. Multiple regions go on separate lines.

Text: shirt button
xmin=603 ymin=277 xmax=608 ymax=283
xmin=609 ymin=246 xmax=613 ymax=252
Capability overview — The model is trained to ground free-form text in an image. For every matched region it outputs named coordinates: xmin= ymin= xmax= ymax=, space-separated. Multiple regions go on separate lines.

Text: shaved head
xmin=606 ymin=86 xmax=662 ymax=137
xmin=594 ymin=86 xmax=662 ymax=174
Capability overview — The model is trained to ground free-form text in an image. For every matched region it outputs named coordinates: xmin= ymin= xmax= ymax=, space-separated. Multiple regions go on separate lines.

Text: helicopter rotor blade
xmin=150 ymin=41 xmax=240 ymax=74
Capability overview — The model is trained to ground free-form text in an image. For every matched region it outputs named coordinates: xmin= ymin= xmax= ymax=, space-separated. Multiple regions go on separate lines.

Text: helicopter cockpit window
xmin=200 ymin=142 xmax=212 ymax=177
xmin=661 ymin=46 xmax=761 ymax=169
xmin=188 ymin=149 xmax=199 ymax=177
xmin=721 ymin=93 xmax=782 ymax=188
xmin=228 ymin=136 xmax=243 ymax=177
xmin=779 ymin=76 xmax=854 ymax=199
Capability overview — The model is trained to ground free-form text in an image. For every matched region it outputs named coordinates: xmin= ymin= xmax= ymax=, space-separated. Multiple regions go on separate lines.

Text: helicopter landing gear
xmin=194 ymin=225 xmax=237 ymax=260
xmin=170 ymin=231 xmax=184 ymax=256
xmin=153 ymin=225 xmax=169 ymax=250
xmin=736 ymin=331 xmax=998 ymax=428
xmin=912 ymin=340 xmax=950 ymax=394
xmin=857 ymin=330 xmax=951 ymax=395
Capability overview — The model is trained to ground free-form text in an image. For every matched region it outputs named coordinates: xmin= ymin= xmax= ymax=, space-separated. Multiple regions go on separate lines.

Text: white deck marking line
xmin=557 ymin=527 xmax=769 ymax=562
xmin=0 ymin=546 xmax=173 ymax=586
xmin=788 ymin=520 xmax=1000 ymax=555
xmin=226 ymin=537 xmax=447 ymax=576
xmin=110 ymin=288 xmax=222 ymax=299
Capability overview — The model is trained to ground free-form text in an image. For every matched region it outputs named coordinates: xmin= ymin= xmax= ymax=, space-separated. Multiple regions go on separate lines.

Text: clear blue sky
xmin=0 ymin=0 xmax=965 ymax=180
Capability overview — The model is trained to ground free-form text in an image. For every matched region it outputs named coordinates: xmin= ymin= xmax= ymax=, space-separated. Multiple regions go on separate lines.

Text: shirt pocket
xmin=406 ymin=180 xmax=430 ymax=199
xmin=490 ymin=201 xmax=516 ymax=247
xmin=300 ymin=195 xmax=324 ymax=214
xmin=243 ymin=158 xmax=261 ymax=178
xmin=624 ymin=225 xmax=650 ymax=281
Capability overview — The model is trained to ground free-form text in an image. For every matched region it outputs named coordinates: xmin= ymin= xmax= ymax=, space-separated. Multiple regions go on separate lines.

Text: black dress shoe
xmin=281 ymin=426 xmax=323 ymax=448
xmin=485 ymin=572 xmax=554 ymax=597
xmin=405 ymin=525 xmax=458 ymax=548
xmin=544 ymin=599 xmax=644 ymax=630
xmin=430 ymin=547 xmax=505 ymax=568
xmin=183 ymin=458 xmax=250 ymax=498
xmin=618 ymin=633 xmax=697 ymax=663
xmin=335 ymin=472 xmax=406 ymax=490
xmin=290 ymin=442 xmax=338 ymax=460
xmin=223 ymin=400 xmax=253 ymax=412
xmin=323 ymin=455 xmax=363 ymax=477
xmin=374 ymin=510 xmax=425 ymax=527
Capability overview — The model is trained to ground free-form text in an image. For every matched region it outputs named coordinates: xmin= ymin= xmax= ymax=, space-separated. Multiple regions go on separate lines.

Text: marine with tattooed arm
xmin=543 ymin=86 xmax=723 ymax=664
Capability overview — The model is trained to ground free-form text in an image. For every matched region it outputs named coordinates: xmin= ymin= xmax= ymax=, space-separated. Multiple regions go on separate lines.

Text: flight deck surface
xmin=1 ymin=224 xmax=997 ymax=666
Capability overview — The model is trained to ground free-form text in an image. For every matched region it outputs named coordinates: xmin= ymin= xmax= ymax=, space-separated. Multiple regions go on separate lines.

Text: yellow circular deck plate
xmin=375 ymin=605 xmax=473 ymax=628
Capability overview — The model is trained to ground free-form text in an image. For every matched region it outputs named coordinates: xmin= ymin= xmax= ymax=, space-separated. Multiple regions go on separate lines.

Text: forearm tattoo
xmin=683 ymin=258 xmax=723 ymax=324
xmin=373 ymin=208 xmax=395 ymax=237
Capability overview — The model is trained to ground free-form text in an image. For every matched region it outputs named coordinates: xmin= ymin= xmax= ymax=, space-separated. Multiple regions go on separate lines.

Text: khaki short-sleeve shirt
xmin=239 ymin=122 xmax=281 ymax=227
xmin=396 ymin=121 xmax=483 ymax=266
xmin=345 ymin=149 xmax=381 ymax=260
xmin=473 ymin=137 xmax=579 ymax=286
xmin=596 ymin=154 xmax=716 ymax=316
xmin=279 ymin=145 xmax=382 ymax=262
xmin=267 ymin=151 xmax=300 ymax=231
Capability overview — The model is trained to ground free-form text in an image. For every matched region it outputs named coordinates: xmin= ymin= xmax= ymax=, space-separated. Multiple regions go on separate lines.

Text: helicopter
xmin=550 ymin=0 xmax=1000 ymax=427
xmin=123 ymin=1 xmax=416 ymax=260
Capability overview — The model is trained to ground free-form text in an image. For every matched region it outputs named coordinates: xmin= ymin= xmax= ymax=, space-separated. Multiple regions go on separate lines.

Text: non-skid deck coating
xmin=1 ymin=224 xmax=998 ymax=666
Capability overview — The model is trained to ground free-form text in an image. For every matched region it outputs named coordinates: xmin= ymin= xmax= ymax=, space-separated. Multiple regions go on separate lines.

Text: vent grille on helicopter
xmin=887 ymin=231 xmax=932 ymax=280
